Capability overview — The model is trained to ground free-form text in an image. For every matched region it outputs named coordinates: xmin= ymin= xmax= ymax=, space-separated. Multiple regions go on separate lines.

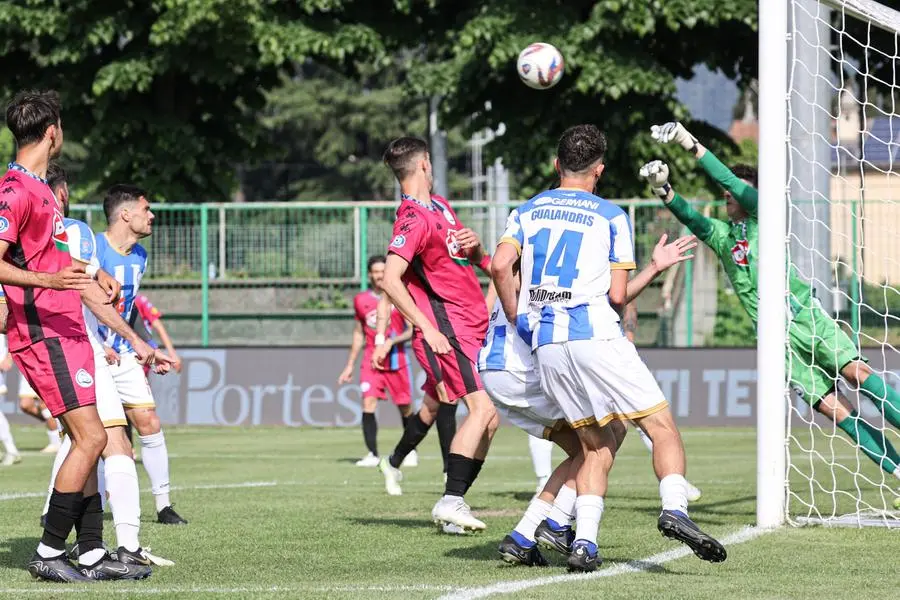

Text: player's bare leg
xmin=127 ymin=406 xmax=186 ymax=525
xmin=501 ymin=425 xmax=582 ymax=565
xmin=379 ymin=394 xmax=440 ymax=495
xmin=636 ymin=408 xmax=725 ymax=562
xmin=628 ymin=420 xmax=702 ymax=501
xmin=357 ymin=396 xmax=380 ymax=467
xmin=30 ymin=405 xmax=106 ymax=582
xmin=566 ymin=422 xmax=618 ymax=573
xmin=0 ymin=409 xmax=21 ymax=465
xmin=431 ymin=390 xmax=498 ymax=531
xmin=19 ymin=396 xmax=61 ymax=453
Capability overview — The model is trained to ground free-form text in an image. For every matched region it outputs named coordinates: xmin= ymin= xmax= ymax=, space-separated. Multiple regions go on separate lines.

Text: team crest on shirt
xmin=0 ymin=217 xmax=8 ymax=234
xmin=446 ymin=229 xmax=469 ymax=266
xmin=731 ymin=238 xmax=750 ymax=267
xmin=391 ymin=235 xmax=406 ymax=248
xmin=51 ymin=211 xmax=69 ymax=253
xmin=365 ymin=309 xmax=378 ymax=329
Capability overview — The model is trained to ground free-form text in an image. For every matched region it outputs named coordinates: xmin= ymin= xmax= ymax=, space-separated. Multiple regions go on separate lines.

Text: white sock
xmin=43 ymin=435 xmax=72 ymax=516
xmin=140 ymin=432 xmax=172 ymax=512
xmin=574 ymin=495 xmax=605 ymax=545
xmin=0 ymin=411 xmax=18 ymax=455
xmin=660 ymin=473 xmax=689 ymax=514
xmin=41 ymin=407 xmax=52 ymax=421
xmin=37 ymin=542 xmax=65 ymax=558
xmin=547 ymin=484 xmax=577 ymax=527
xmin=97 ymin=458 xmax=107 ymax=510
xmin=105 ymin=455 xmax=141 ymax=552
xmin=636 ymin=424 xmax=654 ymax=453
xmin=528 ymin=435 xmax=554 ymax=480
xmin=893 ymin=467 xmax=900 ymax=481
xmin=79 ymin=547 xmax=106 ymax=566
xmin=46 ymin=428 xmax=59 ymax=446
xmin=513 ymin=498 xmax=552 ymax=542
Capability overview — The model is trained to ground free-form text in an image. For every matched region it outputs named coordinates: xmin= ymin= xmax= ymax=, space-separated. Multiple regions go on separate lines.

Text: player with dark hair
xmin=3 ymin=90 xmax=158 ymax=582
xmin=495 ymin=124 xmax=724 ymax=571
xmin=376 ymin=136 xmax=499 ymax=531
xmin=339 ymin=254 xmax=416 ymax=467
xmin=644 ymin=122 xmax=900 ymax=507
xmin=96 ymin=184 xmax=188 ymax=525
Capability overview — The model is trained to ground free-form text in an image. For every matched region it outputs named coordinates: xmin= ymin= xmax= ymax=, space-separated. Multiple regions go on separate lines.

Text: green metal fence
xmin=69 ymin=199 xmax=719 ymax=347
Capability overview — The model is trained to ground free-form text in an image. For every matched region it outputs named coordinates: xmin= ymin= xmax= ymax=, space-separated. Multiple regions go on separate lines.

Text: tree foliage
xmin=390 ymin=0 xmax=758 ymax=198
xmin=0 ymin=0 xmax=386 ymax=201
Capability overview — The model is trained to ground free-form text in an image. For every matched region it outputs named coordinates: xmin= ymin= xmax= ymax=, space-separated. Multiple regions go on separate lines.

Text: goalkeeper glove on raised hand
xmin=639 ymin=160 xmax=672 ymax=200
xmin=650 ymin=122 xmax=698 ymax=152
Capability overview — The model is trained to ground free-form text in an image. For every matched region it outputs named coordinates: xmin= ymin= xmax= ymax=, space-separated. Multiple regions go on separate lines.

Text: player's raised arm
xmin=651 ymin=121 xmax=758 ymax=216
xmin=623 ymin=233 xmax=698 ymax=305
xmin=639 ymin=160 xmax=719 ymax=243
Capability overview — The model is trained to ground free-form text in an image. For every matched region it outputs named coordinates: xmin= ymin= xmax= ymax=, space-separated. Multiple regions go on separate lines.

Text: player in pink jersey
xmin=0 ymin=90 xmax=161 ymax=582
xmin=338 ymin=255 xmax=415 ymax=467
xmin=376 ymin=136 xmax=499 ymax=532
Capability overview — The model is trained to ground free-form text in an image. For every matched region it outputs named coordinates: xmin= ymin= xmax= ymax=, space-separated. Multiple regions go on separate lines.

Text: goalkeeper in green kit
xmin=640 ymin=122 xmax=900 ymax=507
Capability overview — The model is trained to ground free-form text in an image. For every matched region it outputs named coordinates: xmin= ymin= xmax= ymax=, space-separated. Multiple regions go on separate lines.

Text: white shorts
xmin=94 ymin=349 xmax=127 ymax=428
xmin=18 ymin=375 xmax=37 ymax=399
xmin=109 ymin=351 xmax=155 ymax=409
xmin=481 ymin=369 xmax=565 ymax=439
xmin=535 ymin=338 xmax=668 ymax=429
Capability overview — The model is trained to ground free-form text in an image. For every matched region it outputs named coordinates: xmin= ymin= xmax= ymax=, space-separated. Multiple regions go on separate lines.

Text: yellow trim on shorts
xmin=596 ymin=400 xmax=669 ymax=427
xmin=499 ymin=237 xmax=522 ymax=256
xmin=102 ymin=419 xmax=128 ymax=428
xmin=568 ymin=415 xmax=598 ymax=429
xmin=610 ymin=262 xmax=637 ymax=271
xmin=123 ymin=402 xmax=156 ymax=409
xmin=541 ymin=419 xmax=566 ymax=440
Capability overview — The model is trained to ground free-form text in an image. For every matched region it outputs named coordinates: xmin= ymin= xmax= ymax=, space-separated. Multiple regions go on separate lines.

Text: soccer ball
xmin=516 ymin=43 xmax=565 ymax=90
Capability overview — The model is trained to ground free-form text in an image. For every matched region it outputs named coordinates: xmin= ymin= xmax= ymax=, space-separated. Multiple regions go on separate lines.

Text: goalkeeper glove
xmin=639 ymin=160 xmax=672 ymax=200
xmin=650 ymin=122 xmax=698 ymax=152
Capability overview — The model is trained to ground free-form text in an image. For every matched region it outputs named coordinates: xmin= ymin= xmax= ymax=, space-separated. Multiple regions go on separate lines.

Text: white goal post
xmin=758 ymin=0 xmax=900 ymax=529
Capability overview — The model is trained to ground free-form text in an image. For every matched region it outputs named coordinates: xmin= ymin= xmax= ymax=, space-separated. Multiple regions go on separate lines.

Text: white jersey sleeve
xmin=514 ymin=189 xmax=635 ymax=349
xmin=64 ymin=219 xmax=104 ymax=350
xmin=477 ymin=299 xmax=533 ymax=373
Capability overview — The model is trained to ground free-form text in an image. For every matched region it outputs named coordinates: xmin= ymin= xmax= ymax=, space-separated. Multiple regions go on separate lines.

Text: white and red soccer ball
xmin=516 ymin=42 xmax=565 ymax=90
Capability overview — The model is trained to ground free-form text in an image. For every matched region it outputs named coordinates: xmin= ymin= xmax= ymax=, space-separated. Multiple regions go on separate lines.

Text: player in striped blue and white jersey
xmin=492 ymin=125 xmax=725 ymax=571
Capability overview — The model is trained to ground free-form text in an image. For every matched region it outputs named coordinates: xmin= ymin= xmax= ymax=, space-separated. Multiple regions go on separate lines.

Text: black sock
xmin=74 ymin=493 xmax=104 ymax=557
xmin=389 ymin=413 xmax=431 ymax=469
xmin=436 ymin=403 xmax=458 ymax=473
xmin=463 ymin=458 xmax=485 ymax=494
xmin=362 ymin=412 xmax=378 ymax=456
xmin=401 ymin=414 xmax=411 ymax=431
xmin=41 ymin=489 xmax=83 ymax=553
xmin=444 ymin=453 xmax=476 ymax=497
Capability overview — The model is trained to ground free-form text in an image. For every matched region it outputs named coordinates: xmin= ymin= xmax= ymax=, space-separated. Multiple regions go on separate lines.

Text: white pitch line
xmin=0 ymin=583 xmax=454 ymax=595
xmin=439 ymin=526 xmax=770 ymax=600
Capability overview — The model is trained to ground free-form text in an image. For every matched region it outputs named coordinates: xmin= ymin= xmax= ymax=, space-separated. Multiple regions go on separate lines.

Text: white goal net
xmin=785 ymin=0 xmax=900 ymax=527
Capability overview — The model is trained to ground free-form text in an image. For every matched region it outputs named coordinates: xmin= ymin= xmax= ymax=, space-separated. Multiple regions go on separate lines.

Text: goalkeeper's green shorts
xmin=787 ymin=299 xmax=863 ymax=406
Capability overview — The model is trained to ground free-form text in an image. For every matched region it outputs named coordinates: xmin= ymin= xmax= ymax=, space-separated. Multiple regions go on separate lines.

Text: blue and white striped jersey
xmin=95 ymin=233 xmax=149 ymax=354
xmin=501 ymin=189 xmax=636 ymax=349
xmin=63 ymin=218 xmax=103 ymax=350
xmin=477 ymin=299 xmax=533 ymax=373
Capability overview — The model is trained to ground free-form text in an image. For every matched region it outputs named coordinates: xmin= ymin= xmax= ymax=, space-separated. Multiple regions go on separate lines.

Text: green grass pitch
xmin=0 ymin=424 xmax=895 ymax=599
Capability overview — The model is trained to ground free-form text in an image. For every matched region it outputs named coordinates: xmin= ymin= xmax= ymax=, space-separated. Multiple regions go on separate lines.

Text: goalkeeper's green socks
xmin=859 ymin=374 xmax=900 ymax=430
xmin=837 ymin=410 xmax=900 ymax=475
